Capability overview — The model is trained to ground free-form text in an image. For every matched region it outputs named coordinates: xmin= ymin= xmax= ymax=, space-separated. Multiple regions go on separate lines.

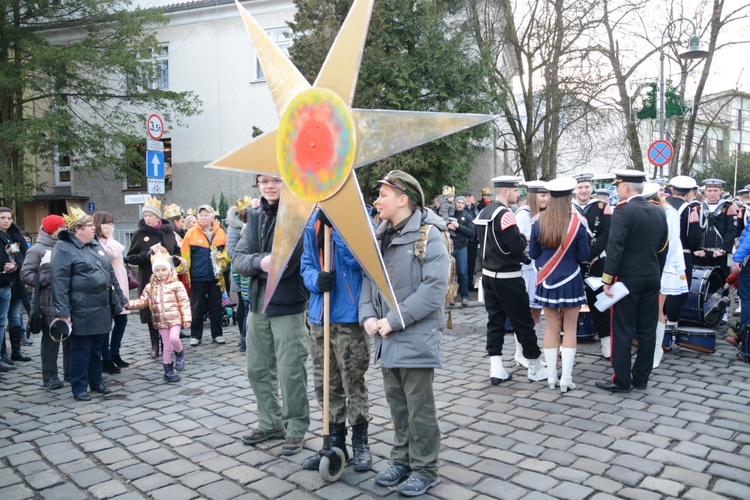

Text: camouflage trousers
xmin=309 ymin=322 xmax=371 ymax=425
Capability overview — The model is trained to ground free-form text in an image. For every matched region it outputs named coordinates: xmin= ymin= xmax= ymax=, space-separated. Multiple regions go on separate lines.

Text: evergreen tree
xmin=0 ymin=1 xmax=201 ymax=222
xmin=218 ymin=192 xmax=228 ymax=220
xmin=288 ymin=0 xmax=492 ymax=200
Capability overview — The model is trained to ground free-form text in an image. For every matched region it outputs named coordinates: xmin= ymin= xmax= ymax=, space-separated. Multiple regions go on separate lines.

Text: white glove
xmin=40 ymin=251 xmax=52 ymax=266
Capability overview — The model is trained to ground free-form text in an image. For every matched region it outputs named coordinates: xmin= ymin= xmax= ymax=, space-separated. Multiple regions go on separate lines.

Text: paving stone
xmin=0 ymin=482 xmax=35 ymax=500
xmin=511 ymin=470 xmax=559 ymax=491
xmin=681 ymin=487 xmax=730 ymax=500
xmin=69 ymin=468 xmax=113 ymax=488
xmin=118 ymin=464 xmax=155 ymax=481
xmin=603 ymin=465 xmax=643 ymax=488
xmin=712 ymin=478 xmax=750 ymax=498
xmin=583 ymin=475 xmax=622 ymax=494
xmin=40 ymin=483 xmax=88 ymax=500
xmin=611 ymin=454 xmax=663 ymax=475
xmin=547 ymin=482 xmax=594 ymax=500
xmin=149 ymin=484 xmax=199 ymax=500
xmin=26 ymin=469 xmax=66 ymax=490
xmin=616 ymin=487 xmax=662 ymax=500
xmin=243 ymin=476 xmax=297 ymax=498
xmin=0 ymin=467 xmax=23 ymax=487
xmin=646 ymin=448 xmax=708 ymax=472
xmin=475 ymin=477 xmax=526 ymax=500
xmin=88 ymin=480 xmax=130 ymax=499
xmin=639 ymin=476 xmax=685 ymax=497
xmin=156 ymin=458 xmax=201 ymax=477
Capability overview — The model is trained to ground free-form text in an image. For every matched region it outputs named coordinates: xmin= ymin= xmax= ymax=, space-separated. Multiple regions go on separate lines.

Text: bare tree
xmin=466 ymin=0 xmax=604 ymax=181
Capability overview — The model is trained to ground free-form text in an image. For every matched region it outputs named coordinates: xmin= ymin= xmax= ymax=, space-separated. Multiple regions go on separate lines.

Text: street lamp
xmin=658 ymin=18 xmax=710 ymax=177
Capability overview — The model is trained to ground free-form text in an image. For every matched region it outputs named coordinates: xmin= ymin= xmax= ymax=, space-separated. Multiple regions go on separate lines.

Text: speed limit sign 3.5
xmin=147 ymin=113 xmax=165 ymax=141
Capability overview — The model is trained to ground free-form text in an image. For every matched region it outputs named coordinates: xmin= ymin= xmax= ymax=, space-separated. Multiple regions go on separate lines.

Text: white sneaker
xmin=213 ymin=336 xmax=226 ymax=344
xmin=189 ymin=338 xmax=200 ymax=347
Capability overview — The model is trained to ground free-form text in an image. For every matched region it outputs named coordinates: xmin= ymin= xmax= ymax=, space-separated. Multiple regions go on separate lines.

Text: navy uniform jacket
xmin=667 ymin=197 xmax=702 ymax=254
xmin=573 ymin=199 xmax=611 ymax=276
xmin=602 ymin=197 xmax=668 ymax=285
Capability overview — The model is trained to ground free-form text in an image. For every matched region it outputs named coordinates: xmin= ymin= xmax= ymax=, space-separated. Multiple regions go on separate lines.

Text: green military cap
xmin=377 ymin=170 xmax=425 ymax=208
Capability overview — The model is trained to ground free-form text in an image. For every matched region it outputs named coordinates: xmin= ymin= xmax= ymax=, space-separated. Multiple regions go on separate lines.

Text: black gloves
xmin=317 ymin=271 xmax=336 ymax=292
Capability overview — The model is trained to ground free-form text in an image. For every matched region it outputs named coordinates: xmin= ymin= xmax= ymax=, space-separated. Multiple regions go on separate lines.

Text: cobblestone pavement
xmin=2 ymin=298 xmax=750 ymax=499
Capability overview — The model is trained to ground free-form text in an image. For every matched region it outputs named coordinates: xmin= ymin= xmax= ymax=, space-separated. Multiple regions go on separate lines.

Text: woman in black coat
xmin=125 ymin=200 xmax=181 ymax=358
xmin=51 ymin=210 xmax=128 ymax=401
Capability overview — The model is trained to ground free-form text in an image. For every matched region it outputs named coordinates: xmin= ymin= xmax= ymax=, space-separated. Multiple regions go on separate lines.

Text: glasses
xmin=83 ymin=223 xmax=95 ymax=228
xmin=258 ymin=178 xmax=283 ymax=186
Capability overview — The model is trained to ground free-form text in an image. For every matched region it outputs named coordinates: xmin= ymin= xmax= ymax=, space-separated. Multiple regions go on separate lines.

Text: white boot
xmin=653 ymin=322 xmax=665 ymax=368
xmin=514 ymin=334 xmax=528 ymax=368
xmin=489 ymin=355 xmax=511 ymax=385
xmin=526 ymin=357 xmax=548 ymax=382
xmin=544 ymin=348 xmax=558 ymax=389
xmin=559 ymin=347 xmax=577 ymax=393
xmin=600 ymin=337 xmax=611 ymax=359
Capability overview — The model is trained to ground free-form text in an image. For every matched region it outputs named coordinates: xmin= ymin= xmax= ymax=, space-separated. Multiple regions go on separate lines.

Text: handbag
xmin=77 ymin=246 xmax=125 ymax=316
xmin=27 ymin=272 xmax=44 ymax=334
xmin=126 ymin=264 xmax=140 ymax=290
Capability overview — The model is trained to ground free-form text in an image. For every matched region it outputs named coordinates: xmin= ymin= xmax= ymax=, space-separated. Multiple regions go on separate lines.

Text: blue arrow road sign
xmin=146 ymin=151 xmax=165 ymax=178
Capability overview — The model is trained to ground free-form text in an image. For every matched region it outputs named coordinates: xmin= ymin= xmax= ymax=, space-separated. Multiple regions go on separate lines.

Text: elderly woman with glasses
xmin=51 ymin=207 xmax=128 ymax=401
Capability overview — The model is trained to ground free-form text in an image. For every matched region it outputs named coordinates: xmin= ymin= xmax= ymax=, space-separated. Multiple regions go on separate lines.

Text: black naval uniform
xmin=664 ymin=196 xmax=702 ymax=322
xmin=695 ymin=199 xmax=737 ymax=276
xmin=573 ymin=198 xmax=612 ymax=340
xmin=475 ymin=201 xmax=541 ymax=360
xmin=602 ymin=197 xmax=668 ymax=390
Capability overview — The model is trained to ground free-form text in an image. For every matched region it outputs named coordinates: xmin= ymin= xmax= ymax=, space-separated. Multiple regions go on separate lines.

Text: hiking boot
xmin=374 ymin=462 xmax=411 ymax=486
xmin=351 ymin=422 xmax=372 ymax=472
xmin=241 ymin=428 xmax=286 ymax=446
xmin=396 ymin=474 xmax=438 ymax=497
xmin=302 ymin=422 xmax=348 ymax=470
xmin=282 ymin=437 xmax=304 ymax=456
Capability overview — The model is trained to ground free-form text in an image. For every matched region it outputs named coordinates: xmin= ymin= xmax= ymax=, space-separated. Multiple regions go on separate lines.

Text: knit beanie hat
xmin=41 ymin=215 xmax=66 ymax=235
xmin=455 ymin=196 xmax=467 ymax=205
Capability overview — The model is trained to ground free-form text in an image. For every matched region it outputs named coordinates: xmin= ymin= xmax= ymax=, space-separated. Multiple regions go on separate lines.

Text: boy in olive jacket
xmin=359 ymin=170 xmax=449 ymax=497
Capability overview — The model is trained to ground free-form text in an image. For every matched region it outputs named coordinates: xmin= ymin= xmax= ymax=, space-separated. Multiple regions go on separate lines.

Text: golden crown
xmin=236 ymin=195 xmax=252 ymax=212
xmin=186 ymin=207 xmax=197 ymax=216
xmin=442 ymin=186 xmax=455 ymax=196
xmin=144 ymin=196 xmax=162 ymax=212
xmin=163 ymin=203 xmax=182 ymax=219
xmin=481 ymin=187 xmax=491 ymax=196
xmin=63 ymin=206 xmax=88 ymax=229
xmin=150 ymin=248 xmax=173 ymax=271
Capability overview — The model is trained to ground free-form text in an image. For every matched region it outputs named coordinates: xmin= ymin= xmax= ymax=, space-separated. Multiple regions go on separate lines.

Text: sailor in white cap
xmin=659 ymin=176 xmax=702 ymax=345
xmin=696 ymin=178 xmax=737 ymax=278
xmin=513 ymin=180 xmax=549 ymax=368
xmin=596 ymin=170 xmax=668 ymax=393
xmin=572 ymin=172 xmax=614 ymax=358
xmin=474 ymin=176 xmax=547 ymax=384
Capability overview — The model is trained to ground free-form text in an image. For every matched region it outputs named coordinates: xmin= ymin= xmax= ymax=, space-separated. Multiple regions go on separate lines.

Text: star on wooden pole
xmin=207 ymin=0 xmax=494 ymax=324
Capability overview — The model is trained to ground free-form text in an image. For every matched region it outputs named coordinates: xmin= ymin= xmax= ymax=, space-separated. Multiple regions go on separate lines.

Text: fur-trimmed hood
xmin=225 ymin=206 xmax=245 ymax=230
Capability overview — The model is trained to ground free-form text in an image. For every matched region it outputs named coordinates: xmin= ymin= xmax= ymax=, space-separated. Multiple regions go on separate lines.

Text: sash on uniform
xmin=536 ymin=214 xmax=581 ymax=286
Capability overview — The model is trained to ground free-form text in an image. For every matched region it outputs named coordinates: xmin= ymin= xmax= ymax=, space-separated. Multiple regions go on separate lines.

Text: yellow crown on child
xmin=150 ymin=248 xmax=173 ymax=271
xmin=163 ymin=203 xmax=182 ymax=219
xmin=442 ymin=185 xmax=455 ymax=196
xmin=186 ymin=207 xmax=197 ymax=216
xmin=236 ymin=195 xmax=253 ymax=212
xmin=63 ymin=206 xmax=88 ymax=229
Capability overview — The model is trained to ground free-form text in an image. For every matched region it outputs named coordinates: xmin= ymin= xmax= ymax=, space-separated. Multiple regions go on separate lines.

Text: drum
xmin=675 ymin=326 xmax=716 ymax=353
xmin=577 ymin=305 xmax=596 ymax=339
xmin=680 ymin=266 xmax=726 ymax=328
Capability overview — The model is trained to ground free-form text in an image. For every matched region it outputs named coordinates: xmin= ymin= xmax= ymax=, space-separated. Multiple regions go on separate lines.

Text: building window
xmin=54 ymin=148 xmax=71 ymax=186
xmin=254 ymin=28 xmax=292 ymax=81
xmin=151 ymin=46 xmax=169 ymax=90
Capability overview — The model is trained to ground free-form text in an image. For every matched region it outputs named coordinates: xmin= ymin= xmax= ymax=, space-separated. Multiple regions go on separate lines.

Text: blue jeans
xmin=0 ymin=286 xmax=10 ymax=347
xmin=102 ymin=314 xmax=128 ymax=360
xmin=69 ymin=334 xmax=105 ymax=396
xmin=740 ymin=263 xmax=750 ymax=327
xmin=453 ymin=246 xmax=469 ymax=300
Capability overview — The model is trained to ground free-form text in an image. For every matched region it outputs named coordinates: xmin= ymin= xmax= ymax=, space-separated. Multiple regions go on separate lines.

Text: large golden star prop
xmin=208 ymin=0 xmax=494 ymax=323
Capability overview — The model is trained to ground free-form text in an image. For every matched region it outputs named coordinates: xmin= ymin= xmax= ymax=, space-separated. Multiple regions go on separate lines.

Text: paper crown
xmin=144 ymin=196 xmax=162 ymax=212
xmin=63 ymin=206 xmax=88 ymax=229
xmin=186 ymin=208 xmax=197 ymax=216
xmin=442 ymin=185 xmax=455 ymax=196
xmin=163 ymin=203 xmax=182 ymax=219
xmin=150 ymin=248 xmax=173 ymax=271
xmin=236 ymin=195 xmax=253 ymax=212
xmin=481 ymin=187 xmax=491 ymax=196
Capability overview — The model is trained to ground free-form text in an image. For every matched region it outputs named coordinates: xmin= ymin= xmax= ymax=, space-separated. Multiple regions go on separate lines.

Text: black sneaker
xmin=282 ymin=437 xmax=304 ymax=456
xmin=43 ymin=379 xmax=64 ymax=390
xmin=374 ymin=462 xmax=411 ymax=487
xmin=240 ymin=428 xmax=286 ymax=445
xmin=396 ymin=474 xmax=438 ymax=497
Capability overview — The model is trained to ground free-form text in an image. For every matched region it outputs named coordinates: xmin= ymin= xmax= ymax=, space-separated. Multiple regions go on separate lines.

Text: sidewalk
xmin=1 ymin=302 xmax=749 ymax=499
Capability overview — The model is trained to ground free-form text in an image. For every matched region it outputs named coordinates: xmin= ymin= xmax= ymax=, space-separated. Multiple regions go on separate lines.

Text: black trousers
xmin=664 ymin=253 xmax=694 ymax=323
xmin=467 ymin=242 xmax=478 ymax=288
xmin=584 ymin=285 xmax=611 ymax=338
xmin=483 ymin=275 xmax=540 ymax=359
xmin=190 ymin=280 xmax=223 ymax=340
xmin=610 ymin=274 xmax=660 ymax=389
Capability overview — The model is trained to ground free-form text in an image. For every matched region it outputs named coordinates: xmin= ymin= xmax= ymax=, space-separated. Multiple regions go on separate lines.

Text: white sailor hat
xmin=595 ymin=189 xmax=611 ymax=196
xmin=612 ymin=169 xmax=647 ymax=184
xmin=738 ymin=188 xmax=749 ymax=196
xmin=652 ymin=177 xmax=667 ymax=187
xmin=523 ymin=180 xmax=548 ymax=194
xmin=492 ymin=176 xmax=522 ymax=188
xmin=572 ymin=172 xmax=594 ymax=183
xmin=545 ymin=177 xmax=577 ymax=197
xmin=642 ymin=182 xmax=661 ymax=199
xmin=669 ymin=175 xmax=698 ymax=191
xmin=702 ymin=178 xmax=725 ymax=187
